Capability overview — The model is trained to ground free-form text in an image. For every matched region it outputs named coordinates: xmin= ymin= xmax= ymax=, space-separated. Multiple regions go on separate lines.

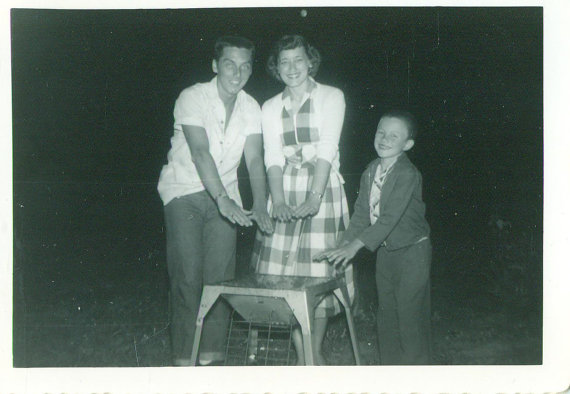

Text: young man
xmin=157 ymin=36 xmax=273 ymax=366
xmin=315 ymin=110 xmax=431 ymax=365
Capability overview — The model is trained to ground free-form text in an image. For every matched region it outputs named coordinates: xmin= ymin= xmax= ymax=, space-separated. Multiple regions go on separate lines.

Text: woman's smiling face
xmin=277 ymin=46 xmax=311 ymax=88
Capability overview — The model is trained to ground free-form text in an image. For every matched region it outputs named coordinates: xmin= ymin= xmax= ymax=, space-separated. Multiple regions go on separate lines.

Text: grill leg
xmin=246 ymin=327 xmax=259 ymax=365
xmin=190 ymin=287 xmax=221 ymax=366
xmin=334 ymin=285 xmax=361 ymax=365
xmin=286 ymin=292 xmax=314 ymax=365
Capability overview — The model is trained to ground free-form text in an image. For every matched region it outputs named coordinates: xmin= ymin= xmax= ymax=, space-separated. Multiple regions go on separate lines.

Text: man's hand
xmin=271 ymin=202 xmax=295 ymax=222
xmin=250 ymin=204 xmax=274 ymax=234
xmin=293 ymin=193 xmax=321 ymax=219
xmin=217 ymin=196 xmax=253 ymax=227
xmin=313 ymin=239 xmax=365 ymax=271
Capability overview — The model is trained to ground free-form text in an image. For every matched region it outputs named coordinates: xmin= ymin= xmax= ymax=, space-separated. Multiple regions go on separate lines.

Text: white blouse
xmin=261 ymin=80 xmax=346 ymax=173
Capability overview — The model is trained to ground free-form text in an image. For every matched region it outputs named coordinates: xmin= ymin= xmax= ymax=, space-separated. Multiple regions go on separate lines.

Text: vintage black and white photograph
xmin=5 ymin=2 xmax=569 ymax=392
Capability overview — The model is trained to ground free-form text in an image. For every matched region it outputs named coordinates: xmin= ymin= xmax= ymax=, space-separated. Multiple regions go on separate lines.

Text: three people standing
xmin=158 ymin=34 xmax=431 ymax=366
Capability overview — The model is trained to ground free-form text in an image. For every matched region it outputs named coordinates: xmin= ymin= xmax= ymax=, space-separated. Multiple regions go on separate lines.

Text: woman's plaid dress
xmin=251 ymin=85 xmax=354 ymax=317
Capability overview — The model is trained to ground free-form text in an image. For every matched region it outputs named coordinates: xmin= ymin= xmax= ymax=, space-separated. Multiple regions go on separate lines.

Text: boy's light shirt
xmin=369 ymin=155 xmax=400 ymax=224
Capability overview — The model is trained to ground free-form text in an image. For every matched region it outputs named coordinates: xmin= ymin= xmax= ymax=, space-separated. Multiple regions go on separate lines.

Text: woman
xmin=251 ymin=35 xmax=353 ymax=365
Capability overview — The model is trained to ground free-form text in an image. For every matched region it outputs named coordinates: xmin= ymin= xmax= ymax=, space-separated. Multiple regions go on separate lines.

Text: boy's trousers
xmin=375 ymin=239 xmax=432 ymax=365
xmin=164 ymin=191 xmax=236 ymax=364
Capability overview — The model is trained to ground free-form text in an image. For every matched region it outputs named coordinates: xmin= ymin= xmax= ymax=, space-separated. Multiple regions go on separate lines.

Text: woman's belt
xmin=283 ymin=144 xmax=344 ymax=184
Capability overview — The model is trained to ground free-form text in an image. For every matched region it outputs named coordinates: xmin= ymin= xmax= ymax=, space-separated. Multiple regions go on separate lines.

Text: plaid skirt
xmin=251 ymin=162 xmax=354 ymax=317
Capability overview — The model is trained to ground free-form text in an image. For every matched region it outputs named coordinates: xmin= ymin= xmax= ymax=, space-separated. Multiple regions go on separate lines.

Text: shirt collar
xmin=207 ymin=76 xmax=245 ymax=110
xmin=282 ymin=77 xmax=318 ymax=100
xmin=374 ymin=152 xmax=408 ymax=177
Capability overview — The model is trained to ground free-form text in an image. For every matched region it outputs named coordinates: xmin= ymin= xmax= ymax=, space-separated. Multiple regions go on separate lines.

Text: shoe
xmin=198 ymin=351 xmax=225 ymax=366
xmin=173 ymin=358 xmax=193 ymax=367
xmin=198 ymin=359 xmax=225 ymax=366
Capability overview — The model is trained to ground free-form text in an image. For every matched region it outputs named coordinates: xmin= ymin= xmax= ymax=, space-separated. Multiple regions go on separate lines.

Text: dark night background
xmin=11 ymin=7 xmax=542 ymax=367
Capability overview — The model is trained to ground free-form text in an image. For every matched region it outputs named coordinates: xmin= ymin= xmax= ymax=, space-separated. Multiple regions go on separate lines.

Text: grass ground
xmin=12 ymin=183 xmax=541 ymax=367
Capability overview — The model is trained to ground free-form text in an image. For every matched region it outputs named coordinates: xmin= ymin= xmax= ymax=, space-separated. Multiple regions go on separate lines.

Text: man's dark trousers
xmin=164 ymin=191 xmax=236 ymax=363
xmin=375 ymin=239 xmax=432 ymax=365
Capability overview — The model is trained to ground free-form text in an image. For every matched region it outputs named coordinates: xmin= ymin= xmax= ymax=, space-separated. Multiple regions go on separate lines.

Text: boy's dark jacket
xmin=342 ymin=153 xmax=430 ymax=252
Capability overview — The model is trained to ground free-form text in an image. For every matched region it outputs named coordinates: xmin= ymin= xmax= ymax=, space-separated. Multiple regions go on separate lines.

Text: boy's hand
xmin=250 ymin=205 xmax=274 ymax=234
xmin=313 ymin=239 xmax=365 ymax=271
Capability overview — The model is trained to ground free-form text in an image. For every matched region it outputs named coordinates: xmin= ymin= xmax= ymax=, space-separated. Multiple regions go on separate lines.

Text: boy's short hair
xmin=381 ymin=109 xmax=419 ymax=140
xmin=266 ymin=35 xmax=321 ymax=81
xmin=214 ymin=35 xmax=255 ymax=62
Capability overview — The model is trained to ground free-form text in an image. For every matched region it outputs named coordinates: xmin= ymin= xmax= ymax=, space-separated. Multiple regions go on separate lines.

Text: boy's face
xmin=374 ymin=116 xmax=415 ymax=159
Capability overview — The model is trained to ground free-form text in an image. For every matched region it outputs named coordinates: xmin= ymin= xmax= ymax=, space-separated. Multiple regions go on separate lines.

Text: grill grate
xmin=224 ymin=310 xmax=296 ymax=366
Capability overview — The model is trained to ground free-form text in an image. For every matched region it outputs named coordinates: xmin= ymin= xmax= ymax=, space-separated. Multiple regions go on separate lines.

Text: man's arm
xmin=182 ymin=124 xmax=252 ymax=227
xmin=243 ymin=134 xmax=273 ymax=234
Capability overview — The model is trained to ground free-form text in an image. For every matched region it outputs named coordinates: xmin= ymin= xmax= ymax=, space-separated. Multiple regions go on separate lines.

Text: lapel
xmin=219 ymin=92 xmax=246 ymax=146
xmin=377 ymin=153 xmax=408 ymax=209
xmin=367 ymin=158 xmax=381 ymax=198
xmin=209 ymin=76 xmax=248 ymax=145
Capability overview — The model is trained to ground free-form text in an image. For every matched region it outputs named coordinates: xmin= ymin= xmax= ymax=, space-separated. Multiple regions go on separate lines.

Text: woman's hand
xmin=271 ymin=202 xmax=295 ymax=222
xmin=250 ymin=204 xmax=274 ymax=234
xmin=313 ymin=239 xmax=365 ymax=271
xmin=293 ymin=193 xmax=321 ymax=219
xmin=217 ymin=196 xmax=253 ymax=227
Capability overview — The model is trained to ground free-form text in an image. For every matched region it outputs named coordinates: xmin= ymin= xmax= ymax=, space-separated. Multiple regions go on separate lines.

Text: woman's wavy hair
xmin=266 ymin=35 xmax=321 ymax=82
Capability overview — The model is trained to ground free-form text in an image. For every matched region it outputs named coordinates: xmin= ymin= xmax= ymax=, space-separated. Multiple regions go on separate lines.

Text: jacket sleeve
xmin=341 ymin=168 xmax=372 ymax=244
xmin=357 ymin=167 xmax=419 ymax=251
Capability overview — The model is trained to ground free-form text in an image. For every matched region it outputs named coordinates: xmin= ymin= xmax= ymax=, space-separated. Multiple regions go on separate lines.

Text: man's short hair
xmin=381 ymin=109 xmax=419 ymax=140
xmin=214 ymin=35 xmax=255 ymax=62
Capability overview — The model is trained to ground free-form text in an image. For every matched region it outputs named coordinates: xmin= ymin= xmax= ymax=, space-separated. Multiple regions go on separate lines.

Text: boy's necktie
xmin=369 ymin=163 xmax=394 ymax=224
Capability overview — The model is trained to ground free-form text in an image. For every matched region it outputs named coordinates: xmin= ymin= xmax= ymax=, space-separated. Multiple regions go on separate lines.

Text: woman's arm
xmin=293 ymin=158 xmax=331 ymax=218
xmin=294 ymin=87 xmax=346 ymax=219
xmin=315 ymin=88 xmax=346 ymax=164
xmin=262 ymin=99 xmax=295 ymax=221
xmin=267 ymin=165 xmax=295 ymax=221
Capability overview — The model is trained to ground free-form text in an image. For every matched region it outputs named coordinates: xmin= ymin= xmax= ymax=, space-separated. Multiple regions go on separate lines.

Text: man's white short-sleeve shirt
xmin=158 ymin=77 xmax=261 ymax=206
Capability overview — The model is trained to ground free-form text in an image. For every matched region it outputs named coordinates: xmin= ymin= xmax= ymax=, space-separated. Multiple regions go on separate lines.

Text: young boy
xmin=314 ymin=110 xmax=431 ymax=365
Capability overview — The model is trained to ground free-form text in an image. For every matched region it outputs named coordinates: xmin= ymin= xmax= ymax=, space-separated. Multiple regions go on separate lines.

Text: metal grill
xmin=190 ymin=274 xmax=360 ymax=366
xmin=224 ymin=310 xmax=296 ymax=366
